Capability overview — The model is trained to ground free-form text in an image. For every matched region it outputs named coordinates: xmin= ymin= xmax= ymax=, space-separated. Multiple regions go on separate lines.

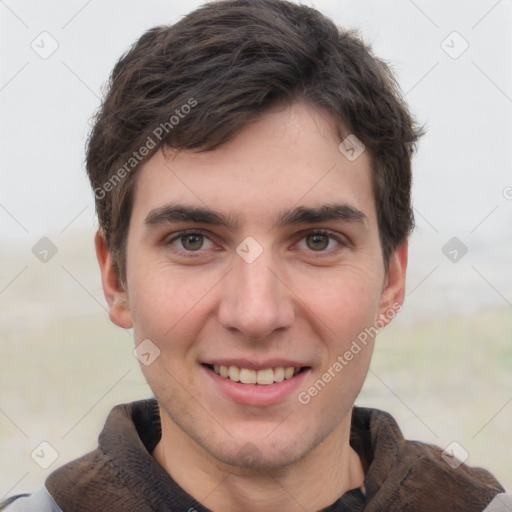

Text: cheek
xmin=127 ymin=262 xmax=220 ymax=344
xmin=128 ymin=267 xmax=216 ymax=393
xmin=303 ymin=277 xmax=379 ymax=407
xmin=295 ymin=267 xmax=383 ymax=344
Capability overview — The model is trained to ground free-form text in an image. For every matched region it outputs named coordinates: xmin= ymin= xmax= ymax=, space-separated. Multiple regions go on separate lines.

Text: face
xmin=98 ymin=101 xmax=406 ymax=470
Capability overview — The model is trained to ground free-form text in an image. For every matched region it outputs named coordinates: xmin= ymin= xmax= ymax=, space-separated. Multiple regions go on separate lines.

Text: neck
xmin=153 ymin=412 xmax=364 ymax=512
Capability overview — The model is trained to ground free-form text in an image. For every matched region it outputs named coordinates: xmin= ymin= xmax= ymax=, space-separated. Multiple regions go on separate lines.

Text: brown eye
xmin=305 ymin=233 xmax=330 ymax=251
xmin=181 ymin=234 xmax=204 ymax=251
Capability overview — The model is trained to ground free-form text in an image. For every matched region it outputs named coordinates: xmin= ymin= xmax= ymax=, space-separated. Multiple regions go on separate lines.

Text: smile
xmin=209 ymin=364 xmax=302 ymax=385
xmin=202 ymin=362 xmax=311 ymax=406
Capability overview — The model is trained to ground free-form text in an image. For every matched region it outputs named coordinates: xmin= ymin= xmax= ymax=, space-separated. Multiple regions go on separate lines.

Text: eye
xmin=180 ymin=233 xmax=206 ymax=251
xmin=295 ymin=230 xmax=345 ymax=253
xmin=166 ymin=231 xmax=215 ymax=252
xmin=305 ymin=233 xmax=330 ymax=251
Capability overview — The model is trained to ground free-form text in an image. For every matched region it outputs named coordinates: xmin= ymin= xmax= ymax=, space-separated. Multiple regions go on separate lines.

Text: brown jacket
xmin=1 ymin=399 xmax=506 ymax=511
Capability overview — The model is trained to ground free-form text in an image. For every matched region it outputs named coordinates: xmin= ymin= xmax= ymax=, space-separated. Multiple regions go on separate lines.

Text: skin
xmin=96 ymin=101 xmax=407 ymax=511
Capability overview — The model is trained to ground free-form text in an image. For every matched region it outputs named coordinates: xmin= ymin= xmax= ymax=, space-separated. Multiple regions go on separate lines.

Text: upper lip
xmin=202 ymin=359 xmax=310 ymax=370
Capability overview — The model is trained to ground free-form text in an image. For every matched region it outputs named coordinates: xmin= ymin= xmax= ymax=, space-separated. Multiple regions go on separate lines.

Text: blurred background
xmin=1 ymin=0 xmax=511 ymax=497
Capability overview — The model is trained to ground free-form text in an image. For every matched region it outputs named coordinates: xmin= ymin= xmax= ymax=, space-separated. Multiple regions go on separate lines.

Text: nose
xmin=218 ymin=251 xmax=295 ymax=340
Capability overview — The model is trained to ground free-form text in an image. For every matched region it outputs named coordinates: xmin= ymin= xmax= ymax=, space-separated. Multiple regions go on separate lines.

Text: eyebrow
xmin=144 ymin=203 xmax=367 ymax=231
xmin=273 ymin=204 xmax=367 ymax=229
xmin=145 ymin=204 xmax=239 ymax=230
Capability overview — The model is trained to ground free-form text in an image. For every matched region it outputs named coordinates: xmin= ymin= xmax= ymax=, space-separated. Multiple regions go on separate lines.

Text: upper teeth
xmin=212 ymin=365 xmax=300 ymax=385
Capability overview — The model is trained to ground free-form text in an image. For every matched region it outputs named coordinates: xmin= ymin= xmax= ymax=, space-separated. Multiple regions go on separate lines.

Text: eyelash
xmin=164 ymin=229 xmax=347 ymax=258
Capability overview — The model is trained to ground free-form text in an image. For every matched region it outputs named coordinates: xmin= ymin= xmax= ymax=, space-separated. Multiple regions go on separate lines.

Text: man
xmin=2 ymin=0 xmax=509 ymax=510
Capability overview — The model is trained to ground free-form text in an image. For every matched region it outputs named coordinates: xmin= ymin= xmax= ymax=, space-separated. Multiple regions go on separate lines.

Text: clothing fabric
xmin=1 ymin=399 xmax=506 ymax=511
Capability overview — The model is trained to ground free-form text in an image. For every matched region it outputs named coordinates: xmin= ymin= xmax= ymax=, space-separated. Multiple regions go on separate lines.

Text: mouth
xmin=204 ymin=363 xmax=308 ymax=385
xmin=201 ymin=361 xmax=311 ymax=406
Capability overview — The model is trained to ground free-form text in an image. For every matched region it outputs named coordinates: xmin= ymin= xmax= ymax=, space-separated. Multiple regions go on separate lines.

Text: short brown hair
xmin=86 ymin=0 xmax=422 ymax=281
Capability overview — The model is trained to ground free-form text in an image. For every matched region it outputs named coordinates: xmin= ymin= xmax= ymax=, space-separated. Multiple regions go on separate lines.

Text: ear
xmin=377 ymin=241 xmax=408 ymax=327
xmin=94 ymin=230 xmax=133 ymax=329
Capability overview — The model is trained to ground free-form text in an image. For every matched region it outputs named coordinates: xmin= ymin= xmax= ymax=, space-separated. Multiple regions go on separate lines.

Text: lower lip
xmin=203 ymin=365 xmax=311 ymax=406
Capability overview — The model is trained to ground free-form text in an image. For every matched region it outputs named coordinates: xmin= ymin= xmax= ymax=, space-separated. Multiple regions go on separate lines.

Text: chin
xmin=208 ymin=430 xmax=315 ymax=471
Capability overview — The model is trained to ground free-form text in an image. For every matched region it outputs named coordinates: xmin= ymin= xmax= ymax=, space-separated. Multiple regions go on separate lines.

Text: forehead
xmin=131 ymin=102 xmax=376 ymax=229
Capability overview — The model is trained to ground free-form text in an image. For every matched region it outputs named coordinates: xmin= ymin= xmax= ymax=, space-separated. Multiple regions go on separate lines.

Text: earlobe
xmin=94 ymin=230 xmax=133 ymax=329
xmin=378 ymin=241 xmax=408 ymax=326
